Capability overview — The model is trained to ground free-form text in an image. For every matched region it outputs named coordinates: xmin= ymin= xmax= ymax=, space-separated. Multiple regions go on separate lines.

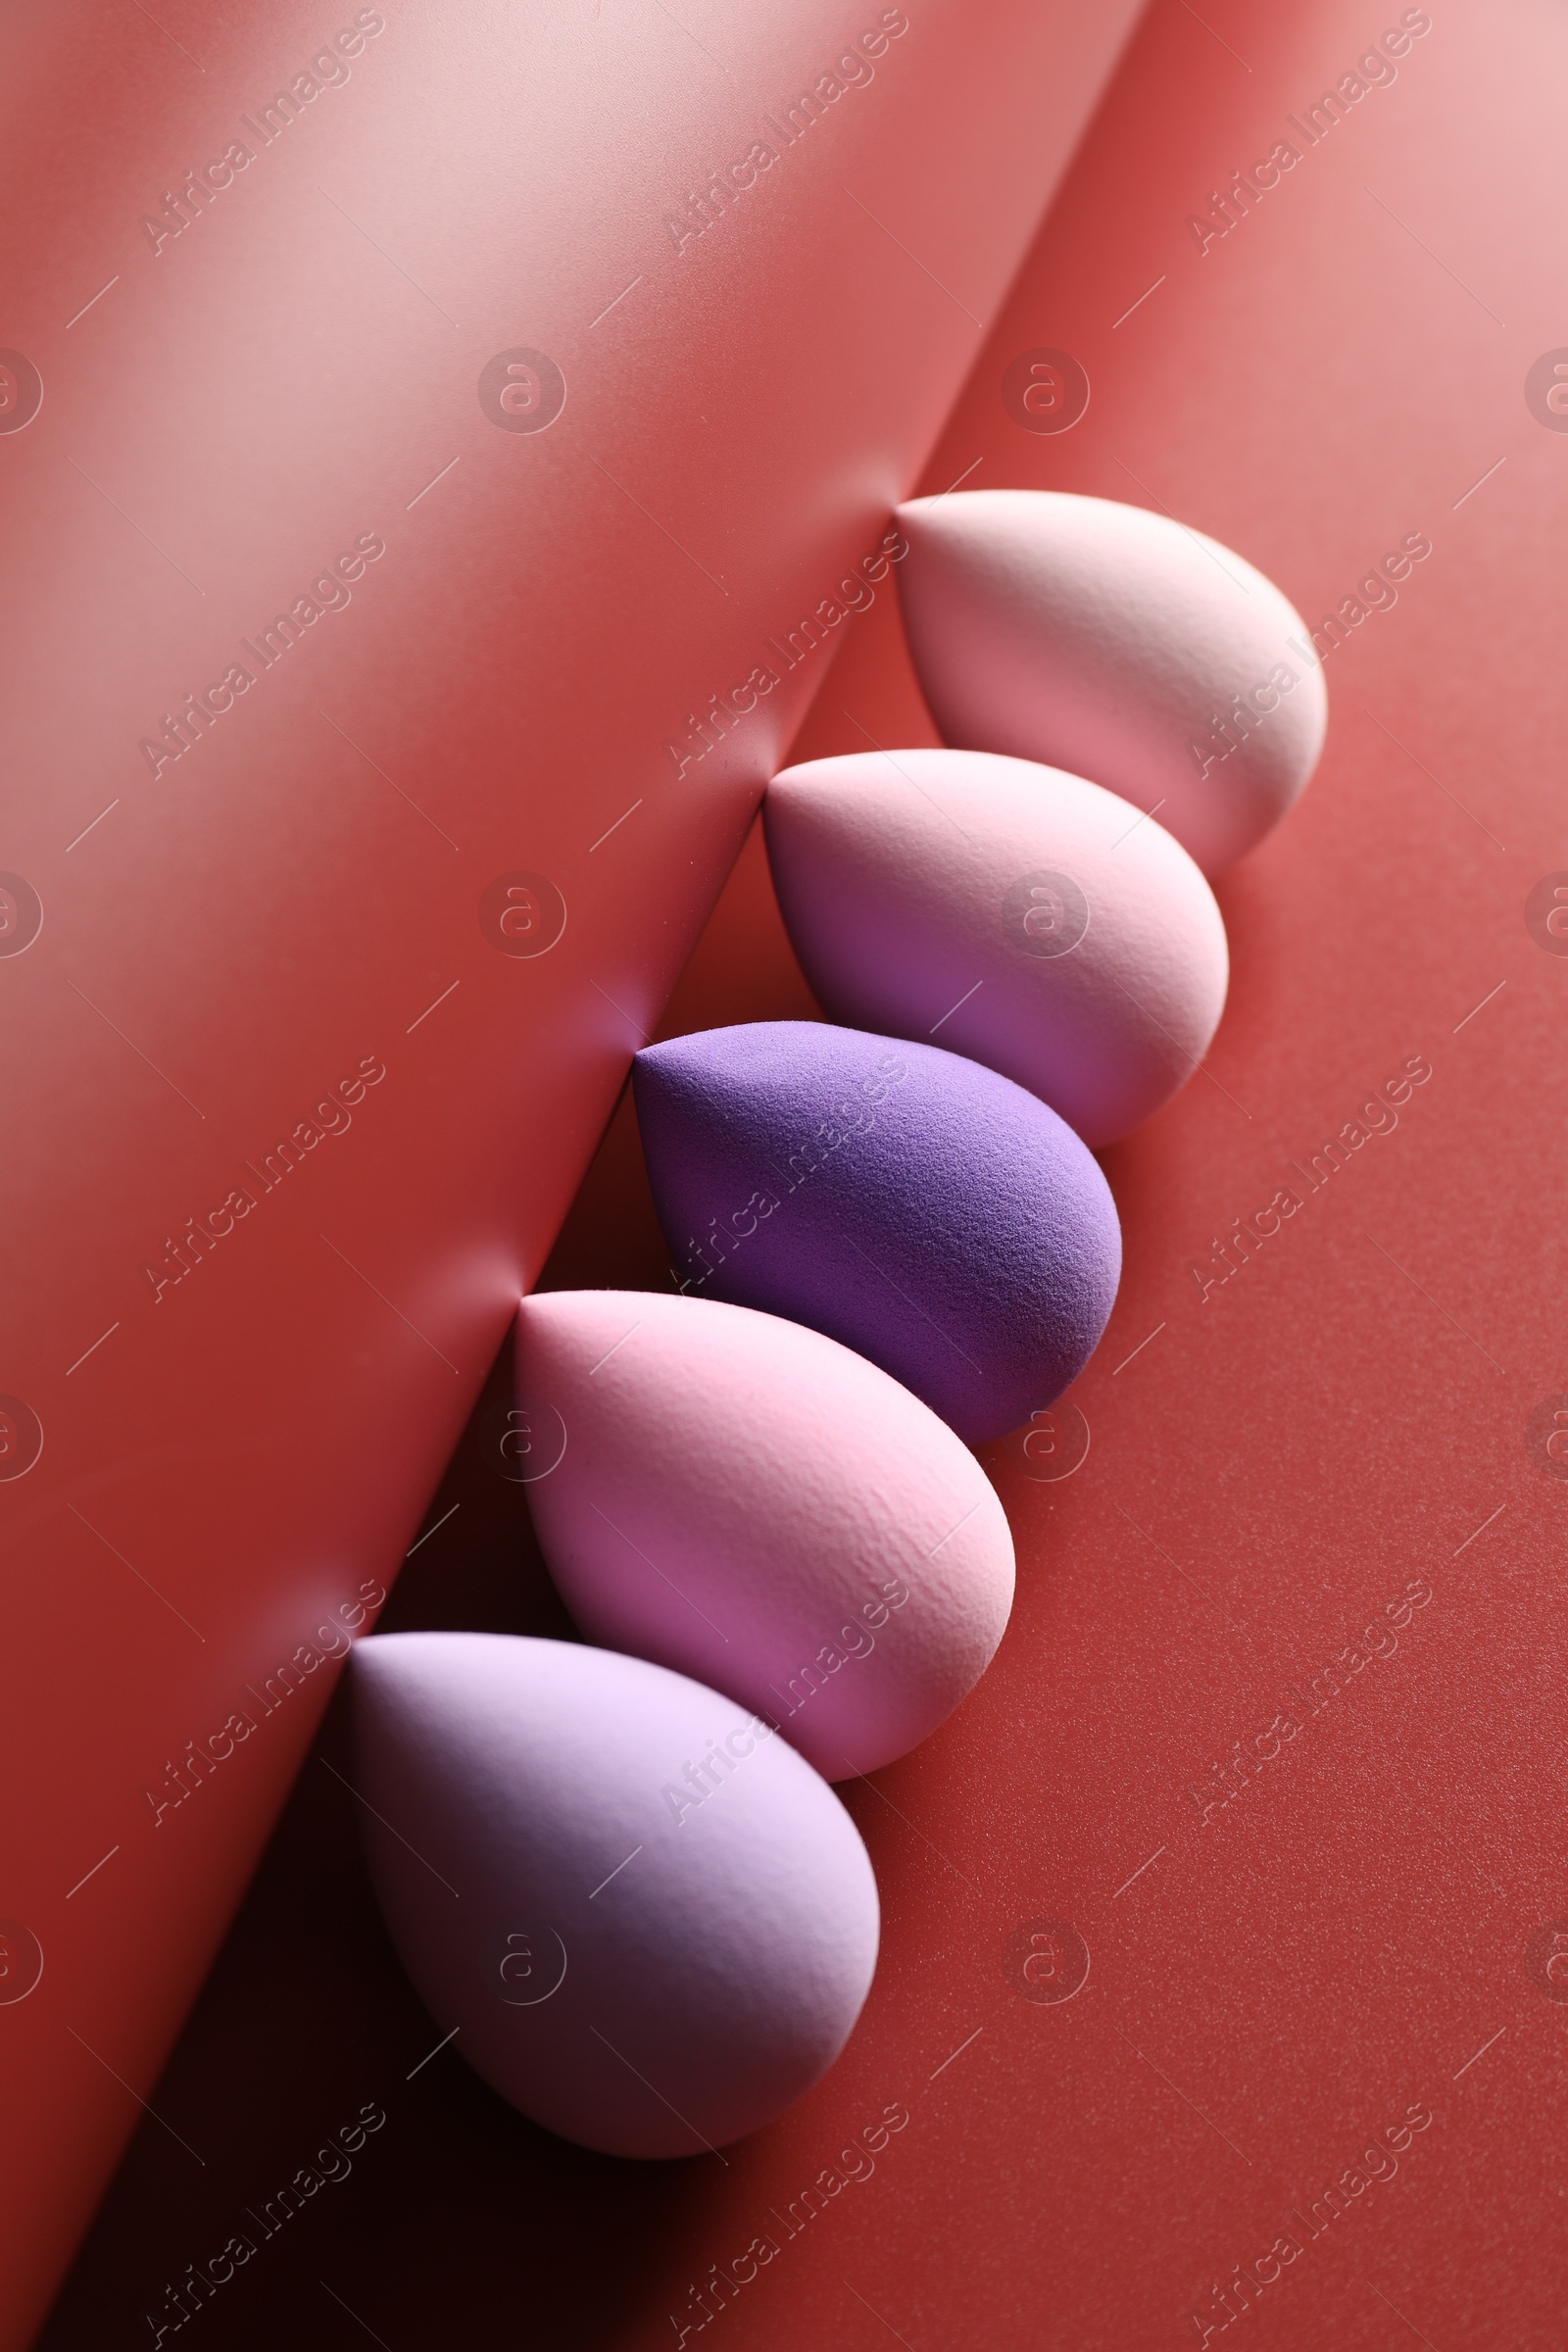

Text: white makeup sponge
xmin=895 ymin=488 xmax=1326 ymax=875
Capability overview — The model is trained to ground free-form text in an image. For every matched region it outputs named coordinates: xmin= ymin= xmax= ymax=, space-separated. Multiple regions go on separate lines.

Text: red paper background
xmin=34 ymin=0 xmax=1568 ymax=2343
xmin=0 ymin=0 xmax=1143 ymax=2335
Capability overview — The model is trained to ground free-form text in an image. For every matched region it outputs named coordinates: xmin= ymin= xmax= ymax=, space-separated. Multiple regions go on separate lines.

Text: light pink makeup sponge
xmin=352 ymin=1632 xmax=879 ymax=2157
xmin=516 ymin=1290 xmax=1014 ymax=1778
xmin=764 ymin=748 xmax=1228 ymax=1147
xmin=895 ymin=489 xmax=1327 ymax=876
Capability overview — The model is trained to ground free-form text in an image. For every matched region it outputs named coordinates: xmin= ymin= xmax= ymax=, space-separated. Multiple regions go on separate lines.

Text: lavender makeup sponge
xmin=895 ymin=489 xmax=1327 ymax=876
xmin=517 ymin=1290 xmax=1014 ymax=1779
xmin=765 ymin=748 xmax=1229 ymax=1147
xmin=632 ymin=1021 xmax=1120 ymax=1443
xmin=352 ymin=1633 xmax=878 ymax=2158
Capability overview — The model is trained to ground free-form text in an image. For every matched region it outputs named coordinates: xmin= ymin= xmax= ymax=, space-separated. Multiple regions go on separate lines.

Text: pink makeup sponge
xmin=516 ymin=1290 xmax=1014 ymax=1779
xmin=895 ymin=489 xmax=1327 ymax=876
xmin=764 ymin=747 xmax=1228 ymax=1147
xmin=352 ymin=1633 xmax=879 ymax=2158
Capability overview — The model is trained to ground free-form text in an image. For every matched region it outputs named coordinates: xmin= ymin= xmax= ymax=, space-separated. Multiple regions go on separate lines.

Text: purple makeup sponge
xmin=516 ymin=1290 xmax=1014 ymax=1779
xmin=352 ymin=1633 xmax=879 ymax=2159
xmin=632 ymin=1021 xmax=1120 ymax=1443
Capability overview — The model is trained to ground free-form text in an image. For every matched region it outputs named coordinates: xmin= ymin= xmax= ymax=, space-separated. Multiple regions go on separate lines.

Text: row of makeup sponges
xmin=351 ymin=490 xmax=1326 ymax=2160
xmin=354 ymin=1290 xmax=1009 ymax=2155
xmin=626 ymin=487 xmax=1327 ymax=1437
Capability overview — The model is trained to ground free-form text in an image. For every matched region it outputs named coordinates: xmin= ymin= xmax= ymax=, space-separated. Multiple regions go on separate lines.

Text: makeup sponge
xmin=516 ymin=1290 xmax=1014 ymax=1778
xmin=764 ymin=747 xmax=1228 ymax=1147
xmin=895 ymin=489 xmax=1327 ymax=876
xmin=352 ymin=1633 xmax=878 ymax=2158
xmin=632 ymin=1021 xmax=1120 ymax=1443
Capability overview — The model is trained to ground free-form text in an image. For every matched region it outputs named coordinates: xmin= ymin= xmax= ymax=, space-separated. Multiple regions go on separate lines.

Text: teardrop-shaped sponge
xmin=632 ymin=1020 xmax=1120 ymax=1443
xmin=764 ymin=747 xmax=1228 ymax=1146
xmin=352 ymin=1632 xmax=879 ymax=2158
xmin=894 ymin=489 xmax=1326 ymax=876
xmin=517 ymin=1290 xmax=1014 ymax=1779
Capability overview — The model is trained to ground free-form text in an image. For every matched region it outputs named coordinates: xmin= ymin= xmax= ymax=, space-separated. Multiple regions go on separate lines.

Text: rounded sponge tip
xmin=517 ymin=1289 xmax=1015 ymax=1778
xmin=632 ymin=1019 xmax=1121 ymax=1444
xmin=352 ymin=1632 xmax=880 ymax=2158
xmin=765 ymin=746 xmax=1229 ymax=1146
xmin=894 ymin=488 xmax=1326 ymax=876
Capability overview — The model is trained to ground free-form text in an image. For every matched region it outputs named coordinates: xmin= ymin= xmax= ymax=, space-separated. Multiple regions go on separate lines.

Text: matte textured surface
xmin=765 ymin=746 xmax=1229 ymax=1143
xmin=0 ymin=0 xmax=1142 ymax=2329
xmin=633 ymin=1021 xmax=1122 ymax=1443
xmin=516 ymin=1289 xmax=1014 ymax=1777
xmin=352 ymin=1634 xmax=879 ymax=2158
xmin=896 ymin=488 xmax=1329 ymax=874
xmin=41 ymin=3 xmax=1568 ymax=2348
